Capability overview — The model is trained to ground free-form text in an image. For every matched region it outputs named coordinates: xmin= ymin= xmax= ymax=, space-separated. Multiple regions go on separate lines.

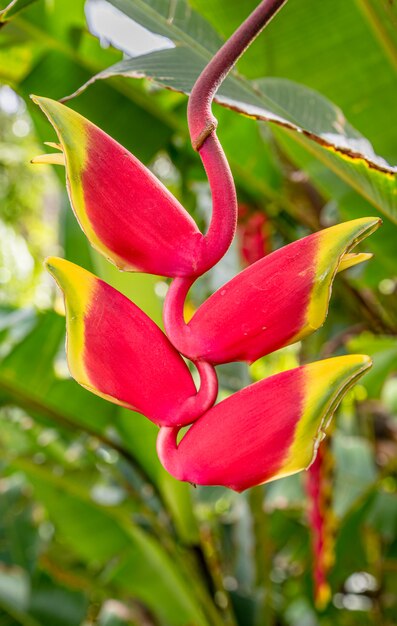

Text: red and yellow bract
xmin=33 ymin=96 xmax=207 ymax=277
xmin=157 ymin=355 xmax=371 ymax=491
xmin=46 ymin=257 xmax=207 ymax=427
xmin=166 ymin=218 xmax=379 ymax=364
xmin=32 ymin=0 xmax=379 ymax=495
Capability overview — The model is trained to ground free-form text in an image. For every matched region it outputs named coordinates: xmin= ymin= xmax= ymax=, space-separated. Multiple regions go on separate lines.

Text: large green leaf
xmin=0 ymin=304 xmax=199 ymax=544
xmin=0 ymin=0 xmax=290 ymax=222
xmin=0 ymin=310 xmax=116 ymax=436
xmin=0 ymin=0 xmax=176 ymax=163
xmin=107 ymin=0 xmax=223 ymax=51
xmin=117 ymin=408 xmax=199 ymax=544
xmin=14 ymin=458 xmax=210 ymax=626
xmin=192 ymin=0 xmax=397 ymax=161
xmin=65 ymin=0 xmax=397 ymax=223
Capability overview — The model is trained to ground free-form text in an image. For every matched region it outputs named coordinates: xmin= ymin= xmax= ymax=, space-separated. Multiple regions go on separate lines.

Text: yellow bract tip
xmin=31 ymin=153 xmax=65 ymax=166
xmin=315 ymin=583 xmax=331 ymax=610
xmin=337 ymin=252 xmax=373 ymax=273
xmin=45 ymin=257 xmax=95 ymax=387
xmin=303 ymin=218 xmax=381 ymax=336
xmin=44 ymin=257 xmax=95 ymax=297
xmin=280 ymin=354 xmax=371 ymax=479
xmin=44 ymin=141 xmax=62 ymax=150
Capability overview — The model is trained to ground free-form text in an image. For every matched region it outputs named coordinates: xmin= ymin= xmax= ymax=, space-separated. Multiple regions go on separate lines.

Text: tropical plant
xmin=0 ymin=1 xmax=396 ymax=625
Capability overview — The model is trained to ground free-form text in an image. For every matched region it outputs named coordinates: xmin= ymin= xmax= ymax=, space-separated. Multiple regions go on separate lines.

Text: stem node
xmin=192 ymin=120 xmax=218 ymax=152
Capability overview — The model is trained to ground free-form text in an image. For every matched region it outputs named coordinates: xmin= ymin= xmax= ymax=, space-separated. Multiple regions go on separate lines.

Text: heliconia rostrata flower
xmin=237 ymin=203 xmax=270 ymax=266
xmin=306 ymin=440 xmax=336 ymax=609
xmin=164 ymin=218 xmax=378 ymax=364
xmin=157 ymin=355 xmax=371 ymax=492
xmin=45 ymin=257 xmax=217 ymax=427
xmin=33 ymin=0 xmax=380 ymax=495
xmin=32 ymin=96 xmax=207 ymax=278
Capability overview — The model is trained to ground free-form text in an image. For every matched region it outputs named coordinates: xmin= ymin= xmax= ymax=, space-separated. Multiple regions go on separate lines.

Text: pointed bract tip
xmin=30 ymin=94 xmax=52 ymax=109
xmin=338 ymin=252 xmax=373 ymax=273
xmin=281 ymin=353 xmax=372 ymax=482
xmin=31 ymin=152 xmax=65 ymax=166
xmin=342 ymin=353 xmax=372 ymax=378
xmin=30 ymin=95 xmax=85 ymax=144
xmin=30 ymin=95 xmax=65 ymax=121
xmin=306 ymin=218 xmax=380 ymax=333
xmin=45 ymin=256 xmax=66 ymax=281
xmin=44 ymin=256 xmax=88 ymax=289
xmin=334 ymin=353 xmax=372 ymax=369
xmin=45 ymin=255 xmax=64 ymax=271
xmin=306 ymin=353 xmax=372 ymax=431
xmin=322 ymin=216 xmax=381 ymax=253
xmin=345 ymin=216 xmax=381 ymax=249
xmin=307 ymin=354 xmax=372 ymax=388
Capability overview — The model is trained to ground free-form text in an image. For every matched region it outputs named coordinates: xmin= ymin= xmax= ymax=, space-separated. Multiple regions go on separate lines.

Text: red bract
xmin=35 ymin=0 xmax=378 ymax=507
xmin=32 ymin=97 xmax=207 ymax=278
xmin=157 ymin=356 xmax=371 ymax=492
xmin=32 ymin=95 xmax=238 ymax=279
xmin=165 ymin=218 xmax=379 ymax=364
xmin=237 ymin=204 xmax=270 ymax=266
xmin=45 ymin=257 xmax=217 ymax=427
xmin=306 ymin=442 xmax=335 ymax=609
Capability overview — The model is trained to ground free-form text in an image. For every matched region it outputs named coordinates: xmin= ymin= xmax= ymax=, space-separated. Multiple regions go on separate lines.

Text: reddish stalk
xmin=163 ymin=276 xmax=192 ymax=353
xmin=189 ymin=0 xmax=287 ymax=269
xmin=188 ymin=0 xmax=287 ymax=147
xmin=178 ymin=359 xmax=219 ymax=425
xmin=165 ymin=0 xmax=287 ymax=419
xmin=157 ymin=425 xmax=181 ymax=480
xmin=163 ymin=276 xmax=217 ymax=420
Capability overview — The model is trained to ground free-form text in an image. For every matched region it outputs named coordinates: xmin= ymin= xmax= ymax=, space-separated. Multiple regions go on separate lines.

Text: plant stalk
xmin=188 ymin=0 xmax=287 ymax=273
xmin=188 ymin=0 xmax=287 ymax=149
xmin=165 ymin=1 xmax=288 ymax=404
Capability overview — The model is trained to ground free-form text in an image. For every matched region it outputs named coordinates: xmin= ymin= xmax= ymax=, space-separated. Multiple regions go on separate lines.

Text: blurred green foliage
xmin=0 ymin=1 xmax=396 ymax=625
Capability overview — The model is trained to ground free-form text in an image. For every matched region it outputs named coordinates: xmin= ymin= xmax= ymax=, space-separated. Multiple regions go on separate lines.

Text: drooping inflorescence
xmin=32 ymin=0 xmax=380 ymax=492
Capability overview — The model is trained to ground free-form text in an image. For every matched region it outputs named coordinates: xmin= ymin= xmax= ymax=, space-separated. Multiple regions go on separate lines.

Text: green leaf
xmin=116 ymin=409 xmax=199 ymax=544
xmin=108 ymin=0 xmax=223 ymax=50
xmin=29 ymin=572 xmax=88 ymax=626
xmin=15 ymin=458 xmax=210 ymax=626
xmin=333 ymin=433 xmax=377 ymax=518
xmin=347 ymin=334 xmax=397 ymax=398
xmin=0 ymin=310 xmax=116 ymax=436
xmin=0 ymin=297 xmax=195 ymax=549
xmin=192 ymin=0 xmax=397 ymax=160
xmin=67 ymin=0 xmax=397 ymax=223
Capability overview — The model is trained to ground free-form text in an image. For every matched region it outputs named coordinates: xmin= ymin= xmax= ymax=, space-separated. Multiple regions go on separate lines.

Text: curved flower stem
xmin=164 ymin=2 xmax=287 ymax=417
xmin=164 ymin=278 xmax=218 ymax=421
xmin=157 ymin=425 xmax=180 ymax=479
xmin=188 ymin=0 xmax=287 ymax=270
xmin=188 ymin=0 xmax=287 ymax=146
xmin=198 ymin=133 xmax=237 ymax=272
xmin=178 ymin=359 xmax=219 ymax=425
xmin=157 ymin=365 xmax=218 ymax=467
xmin=163 ymin=276 xmax=192 ymax=351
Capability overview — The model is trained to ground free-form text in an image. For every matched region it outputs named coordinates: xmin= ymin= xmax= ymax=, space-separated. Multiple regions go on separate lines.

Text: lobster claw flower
xmin=33 ymin=96 xmax=206 ymax=277
xmin=306 ymin=443 xmax=335 ymax=609
xmin=169 ymin=218 xmax=380 ymax=364
xmin=157 ymin=355 xmax=371 ymax=492
xmin=45 ymin=257 xmax=210 ymax=427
